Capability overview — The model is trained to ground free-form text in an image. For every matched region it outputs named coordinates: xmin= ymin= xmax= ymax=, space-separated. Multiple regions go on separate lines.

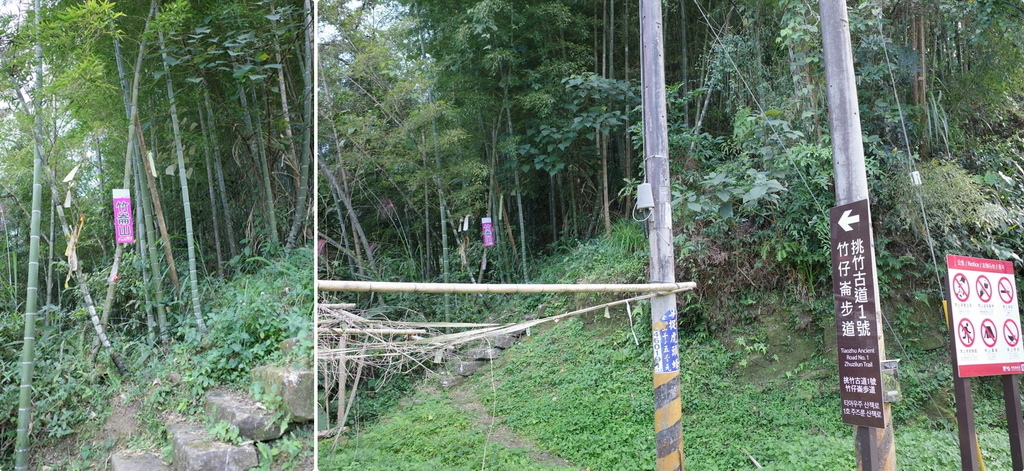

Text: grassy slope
xmin=323 ymin=224 xmax=1018 ymax=470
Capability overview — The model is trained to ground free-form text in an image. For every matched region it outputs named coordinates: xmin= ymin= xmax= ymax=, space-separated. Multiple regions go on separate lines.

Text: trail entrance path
xmin=421 ymin=370 xmax=577 ymax=470
xmin=445 ymin=385 xmax=577 ymax=470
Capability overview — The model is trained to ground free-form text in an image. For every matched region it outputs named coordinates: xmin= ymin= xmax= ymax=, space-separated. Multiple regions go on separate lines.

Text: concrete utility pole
xmin=640 ymin=0 xmax=684 ymax=469
xmin=819 ymin=1 xmax=896 ymax=469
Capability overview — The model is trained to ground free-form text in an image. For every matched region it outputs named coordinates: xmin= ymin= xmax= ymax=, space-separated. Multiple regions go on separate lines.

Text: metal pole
xmin=819 ymin=1 xmax=896 ymax=469
xmin=640 ymin=0 xmax=683 ymax=469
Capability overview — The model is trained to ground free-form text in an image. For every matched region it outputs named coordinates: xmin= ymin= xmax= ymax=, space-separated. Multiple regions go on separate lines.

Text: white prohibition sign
xmin=976 ymin=275 xmax=993 ymax=303
xmin=998 ymin=277 xmax=1015 ymax=305
xmin=981 ymin=318 xmax=998 ymax=348
xmin=958 ymin=318 xmax=975 ymax=348
xmin=1004 ymin=319 xmax=1020 ymax=348
xmin=953 ymin=273 xmax=970 ymax=302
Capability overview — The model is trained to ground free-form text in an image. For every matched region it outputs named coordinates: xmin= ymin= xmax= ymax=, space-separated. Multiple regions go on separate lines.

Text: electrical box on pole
xmin=819 ymin=1 xmax=897 ymax=469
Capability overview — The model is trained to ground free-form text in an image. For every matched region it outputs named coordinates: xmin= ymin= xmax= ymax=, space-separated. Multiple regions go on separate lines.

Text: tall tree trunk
xmin=239 ymin=83 xmax=279 ymax=247
xmin=159 ymin=29 xmax=207 ymax=334
xmin=204 ymin=91 xmax=239 ymax=258
xmin=136 ymin=138 xmax=169 ymax=342
xmin=680 ymin=0 xmax=689 ymax=126
xmin=284 ymin=4 xmax=313 ymax=248
xmin=914 ymin=14 xmax=929 ymax=157
xmin=45 ymin=200 xmax=54 ymax=311
xmin=14 ymin=0 xmax=44 ymax=461
xmin=198 ymin=98 xmax=225 ymax=277
xmin=132 ymin=156 xmax=158 ymax=344
xmin=599 ymin=131 xmax=611 ymax=235
xmin=135 ymin=114 xmax=180 ymax=293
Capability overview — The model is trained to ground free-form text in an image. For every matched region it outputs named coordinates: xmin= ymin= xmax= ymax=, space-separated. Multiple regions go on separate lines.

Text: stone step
xmin=455 ymin=360 xmax=487 ymax=376
xmin=485 ymin=329 xmax=526 ymax=349
xmin=252 ymin=365 xmax=314 ymax=422
xmin=167 ymin=422 xmax=258 ymax=471
xmin=111 ymin=451 xmax=170 ymax=471
xmin=205 ymin=390 xmax=285 ymax=442
xmin=465 ymin=347 xmax=502 ymax=361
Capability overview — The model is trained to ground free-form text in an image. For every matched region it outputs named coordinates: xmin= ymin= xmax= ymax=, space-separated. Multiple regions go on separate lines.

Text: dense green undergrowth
xmin=1 ymin=248 xmax=313 ymax=469
xmin=327 ymin=313 xmax=1019 ymax=470
xmin=325 ymin=226 xmax=1022 ymax=470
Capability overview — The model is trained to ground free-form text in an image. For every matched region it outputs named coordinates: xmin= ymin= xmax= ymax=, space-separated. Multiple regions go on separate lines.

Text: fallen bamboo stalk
xmin=320 ymin=303 xmax=357 ymax=310
xmin=318 ymin=280 xmax=696 ymax=294
xmin=318 ymin=327 xmax=428 ymax=336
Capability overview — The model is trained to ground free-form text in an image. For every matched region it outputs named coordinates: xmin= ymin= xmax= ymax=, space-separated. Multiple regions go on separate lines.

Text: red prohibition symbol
xmin=958 ymin=318 xmax=975 ymax=347
xmin=1004 ymin=319 xmax=1020 ymax=348
xmin=998 ymin=277 xmax=1015 ymax=305
xmin=953 ymin=273 xmax=970 ymax=302
xmin=976 ymin=275 xmax=993 ymax=303
xmin=981 ymin=318 xmax=998 ymax=348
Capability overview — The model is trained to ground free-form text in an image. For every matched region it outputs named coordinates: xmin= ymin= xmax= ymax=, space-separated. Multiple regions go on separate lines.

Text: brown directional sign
xmin=830 ymin=199 xmax=886 ymax=429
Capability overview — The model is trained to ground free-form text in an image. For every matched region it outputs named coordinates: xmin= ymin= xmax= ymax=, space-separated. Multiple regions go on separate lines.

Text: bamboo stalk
xmin=158 ymin=26 xmax=207 ymax=334
xmin=14 ymin=1 xmax=44 ymax=463
xmin=318 ymin=328 xmax=428 ymax=336
xmin=318 ymin=280 xmax=696 ymax=294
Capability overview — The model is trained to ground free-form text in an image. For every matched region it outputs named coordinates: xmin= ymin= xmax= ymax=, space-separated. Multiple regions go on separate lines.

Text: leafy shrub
xmin=177 ymin=249 xmax=312 ymax=391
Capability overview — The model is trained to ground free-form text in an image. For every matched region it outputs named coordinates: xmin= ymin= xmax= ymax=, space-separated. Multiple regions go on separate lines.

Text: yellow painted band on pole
xmin=943 ymin=300 xmax=949 ymax=328
xmin=976 ymin=432 xmax=986 ymax=471
xmin=653 ymin=371 xmax=675 ymax=388
xmin=656 ymin=453 xmax=682 ymax=471
xmin=655 ymin=399 xmax=682 ymax=426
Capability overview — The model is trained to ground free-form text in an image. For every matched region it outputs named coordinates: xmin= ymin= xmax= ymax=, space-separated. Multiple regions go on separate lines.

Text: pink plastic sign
xmin=481 ymin=217 xmax=495 ymax=247
xmin=112 ymin=189 xmax=135 ymax=244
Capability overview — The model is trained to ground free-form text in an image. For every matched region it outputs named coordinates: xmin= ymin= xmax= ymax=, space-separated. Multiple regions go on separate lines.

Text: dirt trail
xmin=445 ymin=384 xmax=577 ymax=470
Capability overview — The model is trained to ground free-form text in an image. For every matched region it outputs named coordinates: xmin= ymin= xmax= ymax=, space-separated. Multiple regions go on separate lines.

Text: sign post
xmin=830 ymin=199 xmax=886 ymax=430
xmin=945 ymin=254 xmax=1024 ymax=470
xmin=820 ymin=0 xmax=897 ymax=465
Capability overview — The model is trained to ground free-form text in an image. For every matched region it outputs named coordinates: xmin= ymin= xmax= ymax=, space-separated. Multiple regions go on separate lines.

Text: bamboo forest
xmin=318 ymin=0 xmax=1024 ymax=470
xmin=0 ymin=0 xmax=313 ymax=468
xmin=3 ymin=0 xmax=1024 ymax=469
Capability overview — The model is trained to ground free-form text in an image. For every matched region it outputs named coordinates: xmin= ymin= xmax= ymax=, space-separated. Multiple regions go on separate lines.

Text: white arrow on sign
xmin=838 ymin=210 xmax=860 ymax=232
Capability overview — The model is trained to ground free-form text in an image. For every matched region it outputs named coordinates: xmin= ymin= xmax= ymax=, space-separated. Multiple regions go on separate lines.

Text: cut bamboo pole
xmin=318 ymin=280 xmax=696 ymax=294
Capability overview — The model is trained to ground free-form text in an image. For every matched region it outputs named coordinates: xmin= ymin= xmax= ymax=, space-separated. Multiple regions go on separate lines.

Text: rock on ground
xmin=167 ymin=422 xmax=258 ymax=471
xmin=205 ymin=390 xmax=285 ymax=441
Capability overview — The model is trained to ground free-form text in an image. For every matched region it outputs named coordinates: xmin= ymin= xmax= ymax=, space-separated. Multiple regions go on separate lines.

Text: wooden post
xmin=947 ymin=297 xmax=981 ymax=471
xmin=819 ymin=1 xmax=896 ymax=469
xmin=1003 ymin=374 xmax=1024 ymax=470
xmin=640 ymin=0 xmax=684 ymax=469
